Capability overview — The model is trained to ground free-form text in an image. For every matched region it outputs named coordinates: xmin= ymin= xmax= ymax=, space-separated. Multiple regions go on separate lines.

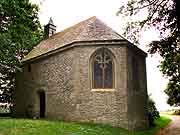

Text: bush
xmin=172 ymin=109 xmax=180 ymax=115
xmin=148 ymin=96 xmax=160 ymax=127
xmin=0 ymin=103 xmax=11 ymax=115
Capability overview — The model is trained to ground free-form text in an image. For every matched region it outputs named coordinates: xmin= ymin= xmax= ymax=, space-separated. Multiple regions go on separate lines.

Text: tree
xmin=117 ymin=0 xmax=180 ymax=106
xmin=0 ymin=0 xmax=43 ymax=103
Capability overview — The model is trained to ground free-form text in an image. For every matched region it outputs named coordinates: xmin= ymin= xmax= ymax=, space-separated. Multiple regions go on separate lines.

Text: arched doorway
xmin=39 ymin=91 xmax=45 ymax=118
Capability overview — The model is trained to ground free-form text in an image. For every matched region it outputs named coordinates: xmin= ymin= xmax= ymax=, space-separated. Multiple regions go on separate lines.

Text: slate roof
xmin=23 ymin=16 xmax=125 ymax=62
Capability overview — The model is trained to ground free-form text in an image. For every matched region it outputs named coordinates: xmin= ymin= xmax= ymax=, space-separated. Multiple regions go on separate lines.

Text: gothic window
xmin=92 ymin=48 xmax=114 ymax=89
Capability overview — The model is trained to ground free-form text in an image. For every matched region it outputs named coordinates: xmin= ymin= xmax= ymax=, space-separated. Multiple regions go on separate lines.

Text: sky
xmin=31 ymin=0 xmax=172 ymax=111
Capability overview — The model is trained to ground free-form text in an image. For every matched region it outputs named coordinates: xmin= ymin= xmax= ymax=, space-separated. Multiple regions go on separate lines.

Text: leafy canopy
xmin=117 ymin=0 xmax=180 ymax=106
xmin=0 ymin=0 xmax=43 ymax=103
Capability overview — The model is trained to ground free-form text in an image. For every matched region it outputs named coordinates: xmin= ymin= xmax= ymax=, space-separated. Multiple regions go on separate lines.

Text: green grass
xmin=134 ymin=116 xmax=172 ymax=135
xmin=0 ymin=116 xmax=171 ymax=135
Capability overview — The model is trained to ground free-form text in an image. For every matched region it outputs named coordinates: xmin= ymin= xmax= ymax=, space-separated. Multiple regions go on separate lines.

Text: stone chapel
xmin=13 ymin=16 xmax=149 ymax=131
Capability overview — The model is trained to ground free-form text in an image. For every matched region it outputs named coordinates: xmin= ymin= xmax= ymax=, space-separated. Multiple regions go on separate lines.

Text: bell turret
xmin=44 ymin=17 xmax=56 ymax=38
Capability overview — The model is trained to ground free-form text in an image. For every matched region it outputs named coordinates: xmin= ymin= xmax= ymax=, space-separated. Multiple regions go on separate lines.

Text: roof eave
xmin=21 ymin=39 xmax=127 ymax=64
xmin=22 ymin=39 xmax=147 ymax=65
xmin=127 ymin=42 xmax=147 ymax=57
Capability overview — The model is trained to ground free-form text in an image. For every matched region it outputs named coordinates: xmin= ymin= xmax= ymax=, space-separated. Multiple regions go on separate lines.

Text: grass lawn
xmin=0 ymin=116 xmax=171 ymax=135
xmin=135 ymin=116 xmax=171 ymax=135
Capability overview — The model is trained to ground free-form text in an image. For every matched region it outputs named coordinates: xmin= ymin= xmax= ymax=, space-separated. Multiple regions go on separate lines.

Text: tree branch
xmin=134 ymin=0 xmax=159 ymax=10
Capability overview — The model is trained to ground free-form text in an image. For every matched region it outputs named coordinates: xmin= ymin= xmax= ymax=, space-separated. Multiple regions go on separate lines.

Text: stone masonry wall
xmin=13 ymin=48 xmax=75 ymax=118
xmin=127 ymin=46 xmax=148 ymax=131
xmin=13 ymin=44 xmax=147 ymax=130
xmin=71 ymin=46 xmax=129 ymax=128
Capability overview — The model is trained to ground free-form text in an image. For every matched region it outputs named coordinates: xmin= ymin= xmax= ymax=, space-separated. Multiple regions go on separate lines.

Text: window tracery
xmin=92 ymin=48 xmax=114 ymax=89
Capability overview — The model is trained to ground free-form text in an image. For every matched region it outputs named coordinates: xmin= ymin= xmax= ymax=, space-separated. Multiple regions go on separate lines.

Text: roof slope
xmin=23 ymin=16 xmax=125 ymax=61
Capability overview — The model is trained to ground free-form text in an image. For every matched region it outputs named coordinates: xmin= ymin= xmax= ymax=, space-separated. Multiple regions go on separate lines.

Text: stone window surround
xmin=89 ymin=47 xmax=117 ymax=92
xmin=91 ymin=88 xmax=116 ymax=92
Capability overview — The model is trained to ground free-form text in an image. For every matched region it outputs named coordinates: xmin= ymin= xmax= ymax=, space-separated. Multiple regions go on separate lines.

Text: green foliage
xmin=0 ymin=107 xmax=10 ymax=114
xmin=147 ymin=96 xmax=160 ymax=126
xmin=117 ymin=0 xmax=180 ymax=106
xmin=0 ymin=0 xmax=43 ymax=103
xmin=148 ymin=96 xmax=160 ymax=119
xmin=0 ymin=117 xmax=171 ymax=135
xmin=172 ymin=109 xmax=180 ymax=115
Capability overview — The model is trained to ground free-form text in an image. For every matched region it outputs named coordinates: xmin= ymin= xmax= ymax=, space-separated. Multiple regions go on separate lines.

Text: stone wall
xmin=127 ymin=45 xmax=148 ymax=131
xmin=71 ymin=46 xmax=129 ymax=128
xmin=13 ymin=47 xmax=75 ymax=119
xmin=13 ymin=43 xmax=148 ymax=130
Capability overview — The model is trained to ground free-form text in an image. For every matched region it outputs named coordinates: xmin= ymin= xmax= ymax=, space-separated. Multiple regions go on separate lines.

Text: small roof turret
xmin=44 ymin=17 xmax=56 ymax=38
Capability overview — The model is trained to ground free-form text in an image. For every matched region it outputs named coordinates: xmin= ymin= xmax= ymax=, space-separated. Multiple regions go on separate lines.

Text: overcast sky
xmin=31 ymin=0 xmax=171 ymax=111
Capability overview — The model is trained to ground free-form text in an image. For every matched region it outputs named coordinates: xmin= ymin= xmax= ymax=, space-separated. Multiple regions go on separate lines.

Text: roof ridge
xmin=50 ymin=16 xmax=97 ymax=38
xmin=93 ymin=17 xmax=125 ymax=39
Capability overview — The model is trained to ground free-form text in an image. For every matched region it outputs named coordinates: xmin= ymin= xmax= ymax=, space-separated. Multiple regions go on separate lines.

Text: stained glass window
xmin=92 ymin=48 xmax=114 ymax=89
